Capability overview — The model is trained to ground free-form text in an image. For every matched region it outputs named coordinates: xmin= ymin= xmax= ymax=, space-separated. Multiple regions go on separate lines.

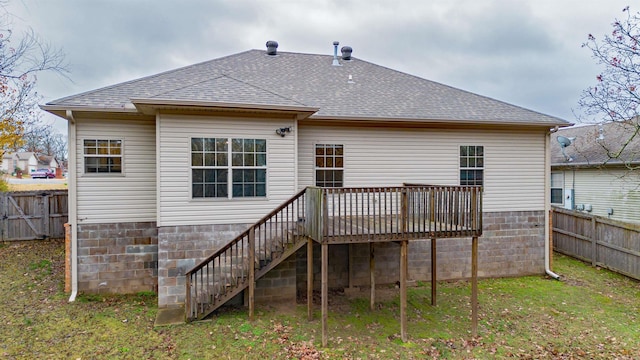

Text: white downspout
xmin=66 ymin=110 xmax=79 ymax=301
xmin=544 ymin=130 xmax=561 ymax=280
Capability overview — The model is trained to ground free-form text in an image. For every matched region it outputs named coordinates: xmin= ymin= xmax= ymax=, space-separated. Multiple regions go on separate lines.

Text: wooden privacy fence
xmin=0 ymin=190 xmax=69 ymax=241
xmin=551 ymin=207 xmax=640 ymax=280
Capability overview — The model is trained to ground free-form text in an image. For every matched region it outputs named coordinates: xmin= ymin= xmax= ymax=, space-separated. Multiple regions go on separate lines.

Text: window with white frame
xmin=315 ymin=144 xmax=343 ymax=187
xmin=231 ymin=138 xmax=267 ymax=197
xmin=459 ymin=145 xmax=483 ymax=186
xmin=84 ymin=139 xmax=122 ymax=174
xmin=550 ymin=172 xmax=564 ymax=205
xmin=191 ymin=137 xmax=267 ymax=199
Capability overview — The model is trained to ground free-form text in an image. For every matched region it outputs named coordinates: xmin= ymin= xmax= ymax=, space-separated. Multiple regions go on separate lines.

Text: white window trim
xmin=459 ymin=145 xmax=484 ymax=186
xmin=550 ymin=171 xmax=564 ymax=205
xmin=190 ymin=137 xmax=268 ymax=200
xmin=81 ymin=138 xmax=125 ymax=176
xmin=314 ymin=143 xmax=344 ymax=188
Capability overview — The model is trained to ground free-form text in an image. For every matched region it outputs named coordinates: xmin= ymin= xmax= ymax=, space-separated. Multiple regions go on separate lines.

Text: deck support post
xmin=321 ymin=242 xmax=329 ymax=347
xmin=370 ymin=243 xmax=375 ymax=310
xmin=348 ymin=243 xmax=355 ymax=290
xmin=431 ymin=238 xmax=436 ymax=306
xmin=307 ymin=237 xmax=314 ymax=321
xmin=185 ymin=273 xmax=191 ymax=322
xmin=248 ymin=227 xmax=255 ymax=321
xmin=400 ymin=239 xmax=408 ymax=342
xmin=471 ymin=236 xmax=478 ymax=337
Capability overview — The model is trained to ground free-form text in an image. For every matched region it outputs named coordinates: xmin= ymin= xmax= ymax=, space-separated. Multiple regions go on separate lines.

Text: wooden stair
xmin=185 ymin=189 xmax=309 ymax=321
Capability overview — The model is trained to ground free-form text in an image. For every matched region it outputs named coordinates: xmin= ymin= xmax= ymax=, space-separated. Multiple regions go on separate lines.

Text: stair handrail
xmin=185 ymin=188 xmax=307 ymax=277
xmin=185 ymin=188 xmax=307 ymax=320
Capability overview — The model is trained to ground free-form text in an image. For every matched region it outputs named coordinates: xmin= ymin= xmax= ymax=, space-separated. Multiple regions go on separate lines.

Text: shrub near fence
xmin=552 ymin=207 xmax=640 ymax=280
xmin=0 ymin=190 xmax=68 ymax=241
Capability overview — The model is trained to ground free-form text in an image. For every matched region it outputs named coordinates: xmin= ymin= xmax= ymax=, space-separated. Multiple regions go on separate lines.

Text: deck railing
xmin=306 ymin=185 xmax=482 ymax=243
xmin=185 ymin=189 xmax=307 ymax=321
xmin=185 ymin=184 xmax=482 ymax=321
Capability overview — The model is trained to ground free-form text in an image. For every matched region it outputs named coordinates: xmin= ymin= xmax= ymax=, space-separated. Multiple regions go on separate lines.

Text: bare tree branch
xmin=0 ymin=1 xmax=67 ymax=157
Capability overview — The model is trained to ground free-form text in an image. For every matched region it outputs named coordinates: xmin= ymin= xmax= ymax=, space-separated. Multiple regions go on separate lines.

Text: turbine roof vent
xmin=341 ymin=46 xmax=353 ymax=60
xmin=266 ymin=40 xmax=278 ymax=55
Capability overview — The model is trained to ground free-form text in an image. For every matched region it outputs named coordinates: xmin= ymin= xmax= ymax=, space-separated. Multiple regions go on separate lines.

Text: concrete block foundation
xmin=76 ymin=222 xmax=158 ymax=294
xmin=74 ymin=210 xmax=545 ymax=309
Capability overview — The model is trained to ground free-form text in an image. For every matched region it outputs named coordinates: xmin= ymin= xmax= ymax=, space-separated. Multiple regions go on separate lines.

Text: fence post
xmin=591 ymin=215 xmax=597 ymax=267
xmin=42 ymin=192 xmax=50 ymax=239
xmin=0 ymin=193 xmax=5 ymax=241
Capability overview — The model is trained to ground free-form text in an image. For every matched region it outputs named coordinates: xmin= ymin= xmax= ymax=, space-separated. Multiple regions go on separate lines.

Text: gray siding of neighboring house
xmin=557 ymin=167 xmax=640 ymax=223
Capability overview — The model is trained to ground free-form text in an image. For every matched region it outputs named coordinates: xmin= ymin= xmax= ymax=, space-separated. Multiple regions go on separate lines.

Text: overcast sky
xmin=4 ymin=0 xmax=632 ymax=134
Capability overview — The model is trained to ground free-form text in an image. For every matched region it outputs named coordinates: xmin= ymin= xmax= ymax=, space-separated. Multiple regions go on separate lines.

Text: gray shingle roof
xmin=551 ymin=120 xmax=640 ymax=166
xmin=46 ymin=49 xmax=568 ymax=125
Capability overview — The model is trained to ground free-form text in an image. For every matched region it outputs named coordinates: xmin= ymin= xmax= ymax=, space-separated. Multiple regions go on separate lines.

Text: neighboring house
xmin=37 ymin=154 xmax=59 ymax=170
xmin=42 ymin=42 xmax=570 ymax=310
xmin=551 ymin=121 xmax=640 ymax=223
xmin=1 ymin=152 xmax=38 ymax=173
xmin=0 ymin=153 xmax=15 ymax=173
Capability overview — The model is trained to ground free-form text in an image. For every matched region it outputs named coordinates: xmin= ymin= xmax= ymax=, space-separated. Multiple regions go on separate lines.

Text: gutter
xmin=66 ymin=110 xmax=79 ymax=301
xmin=544 ymin=130 xmax=561 ymax=280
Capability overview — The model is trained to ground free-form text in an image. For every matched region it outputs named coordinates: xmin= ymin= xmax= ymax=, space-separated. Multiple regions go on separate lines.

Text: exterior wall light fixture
xmin=276 ymin=127 xmax=292 ymax=137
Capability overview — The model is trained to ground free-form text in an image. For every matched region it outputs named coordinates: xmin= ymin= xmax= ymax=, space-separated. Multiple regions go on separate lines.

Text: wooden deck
xmin=186 ymin=184 xmax=482 ymax=346
xmin=306 ymin=186 xmax=482 ymax=244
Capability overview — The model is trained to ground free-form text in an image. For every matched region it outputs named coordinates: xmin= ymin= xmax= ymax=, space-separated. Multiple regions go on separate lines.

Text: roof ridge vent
xmin=341 ymin=46 xmax=352 ymax=60
xmin=332 ymin=41 xmax=341 ymax=66
xmin=266 ymin=40 xmax=278 ymax=55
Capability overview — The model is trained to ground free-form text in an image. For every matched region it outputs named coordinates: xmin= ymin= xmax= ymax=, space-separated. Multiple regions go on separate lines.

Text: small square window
xmin=84 ymin=139 xmax=123 ymax=174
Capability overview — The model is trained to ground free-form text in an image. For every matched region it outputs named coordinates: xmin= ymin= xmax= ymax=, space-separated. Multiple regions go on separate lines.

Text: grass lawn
xmin=0 ymin=240 xmax=639 ymax=359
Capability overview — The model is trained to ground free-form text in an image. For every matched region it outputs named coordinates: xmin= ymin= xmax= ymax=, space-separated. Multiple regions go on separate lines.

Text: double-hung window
xmin=460 ymin=145 xmax=483 ymax=186
xmin=231 ymin=138 xmax=267 ymax=197
xmin=191 ymin=137 xmax=267 ymax=199
xmin=550 ymin=172 xmax=564 ymax=205
xmin=84 ymin=139 xmax=122 ymax=174
xmin=315 ymin=144 xmax=343 ymax=187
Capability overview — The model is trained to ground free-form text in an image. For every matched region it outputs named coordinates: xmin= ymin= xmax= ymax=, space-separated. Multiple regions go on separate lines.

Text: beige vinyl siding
xmin=567 ymin=168 xmax=640 ymax=223
xmin=157 ymin=114 xmax=296 ymax=226
xmin=76 ymin=117 xmax=157 ymax=223
xmin=298 ymin=124 xmax=546 ymax=212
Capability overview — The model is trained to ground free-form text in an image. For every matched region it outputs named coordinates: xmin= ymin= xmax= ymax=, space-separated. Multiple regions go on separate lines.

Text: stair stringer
xmin=194 ymin=235 xmax=311 ymax=321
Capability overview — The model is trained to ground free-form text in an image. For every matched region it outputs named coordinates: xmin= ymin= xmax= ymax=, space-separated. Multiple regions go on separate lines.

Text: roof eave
xmin=551 ymin=161 xmax=640 ymax=168
xmin=306 ymin=115 xmax=572 ymax=128
xmin=130 ymin=98 xmax=319 ymax=119
xmin=40 ymin=104 xmax=139 ymax=119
